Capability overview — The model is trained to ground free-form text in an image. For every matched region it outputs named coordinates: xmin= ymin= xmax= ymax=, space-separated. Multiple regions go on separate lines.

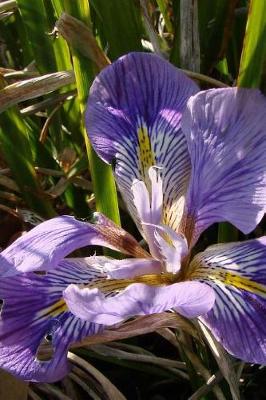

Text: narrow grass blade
xmin=16 ymin=0 xmax=57 ymax=73
xmin=58 ymin=4 xmax=120 ymax=225
xmin=218 ymin=222 xmax=239 ymax=243
xmin=198 ymin=0 xmax=232 ymax=74
xmin=0 ymin=108 xmax=56 ymax=217
xmin=237 ymin=0 xmax=266 ymax=87
xmin=156 ymin=0 xmax=173 ymax=34
xmin=90 ymin=0 xmax=143 ymax=60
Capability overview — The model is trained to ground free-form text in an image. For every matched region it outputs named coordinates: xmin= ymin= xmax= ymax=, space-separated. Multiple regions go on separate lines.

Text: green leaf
xmin=90 ymin=0 xmax=143 ymax=60
xmin=156 ymin=0 xmax=173 ymax=34
xmin=198 ymin=0 xmax=229 ymax=73
xmin=58 ymin=4 xmax=120 ymax=226
xmin=0 ymin=107 xmax=56 ymax=218
xmin=16 ymin=0 xmax=57 ymax=73
xmin=237 ymin=0 xmax=266 ymax=88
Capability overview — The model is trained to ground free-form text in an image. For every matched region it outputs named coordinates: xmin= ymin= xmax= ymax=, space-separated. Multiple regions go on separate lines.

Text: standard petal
xmin=1 ymin=213 xmax=148 ymax=276
xmin=131 ymin=168 xmax=163 ymax=258
xmin=181 ymin=88 xmax=266 ymax=246
xmin=188 ymin=238 xmax=266 ymax=364
xmin=64 ymin=281 xmax=215 ymax=325
xmin=0 ymin=257 xmax=107 ymax=382
xmin=86 ymin=52 xmax=198 ymax=233
xmin=153 ymin=225 xmax=188 ymax=273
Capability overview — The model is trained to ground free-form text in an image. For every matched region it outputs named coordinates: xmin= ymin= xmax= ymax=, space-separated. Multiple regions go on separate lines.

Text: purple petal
xmin=103 ymin=258 xmax=162 ymax=279
xmin=132 ymin=167 xmax=162 ymax=226
xmin=189 ymin=237 xmax=266 ymax=363
xmin=86 ymin=52 xmax=198 ymax=234
xmin=181 ymin=88 xmax=266 ymax=246
xmin=153 ymin=225 xmax=188 ymax=273
xmin=0 ymin=257 xmax=107 ymax=382
xmin=131 ymin=167 xmax=163 ymax=258
xmin=64 ymin=281 xmax=215 ymax=325
xmin=1 ymin=213 xmax=148 ymax=276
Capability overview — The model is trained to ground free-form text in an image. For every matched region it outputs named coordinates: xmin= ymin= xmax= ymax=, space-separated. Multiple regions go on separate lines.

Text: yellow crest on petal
xmin=137 ymin=125 xmax=155 ymax=179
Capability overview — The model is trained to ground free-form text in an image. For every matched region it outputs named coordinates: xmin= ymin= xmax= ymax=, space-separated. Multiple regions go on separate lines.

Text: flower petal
xmin=64 ymin=281 xmax=215 ymax=325
xmin=154 ymin=225 xmax=188 ymax=273
xmin=1 ymin=213 xmax=148 ymax=276
xmin=181 ymin=88 xmax=266 ymax=246
xmin=86 ymin=52 xmax=198 ymax=233
xmin=188 ymin=238 xmax=266 ymax=363
xmin=0 ymin=257 xmax=108 ymax=382
xmin=131 ymin=167 xmax=162 ymax=258
xmin=103 ymin=258 xmax=162 ymax=279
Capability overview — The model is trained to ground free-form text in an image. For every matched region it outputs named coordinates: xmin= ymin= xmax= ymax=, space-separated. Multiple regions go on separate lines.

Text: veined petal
xmin=188 ymin=238 xmax=266 ymax=363
xmin=86 ymin=52 xmax=198 ymax=233
xmin=131 ymin=167 xmax=163 ymax=226
xmin=1 ymin=213 xmax=148 ymax=276
xmin=0 ymin=257 xmax=108 ymax=382
xmin=181 ymin=88 xmax=266 ymax=246
xmin=103 ymin=258 xmax=162 ymax=279
xmin=64 ymin=281 xmax=215 ymax=325
xmin=131 ymin=167 xmax=162 ymax=258
xmin=149 ymin=166 xmax=163 ymax=224
xmin=154 ymin=225 xmax=188 ymax=273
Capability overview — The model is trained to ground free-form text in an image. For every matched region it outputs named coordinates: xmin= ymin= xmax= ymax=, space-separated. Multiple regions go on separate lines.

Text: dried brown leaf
xmin=72 ymin=312 xmax=198 ymax=348
xmin=0 ymin=71 xmax=75 ymax=112
xmin=198 ymin=321 xmax=240 ymax=400
xmin=21 ymin=89 xmax=76 ymax=116
xmin=0 ymin=174 xmax=19 ymax=192
xmin=56 ymin=12 xmax=110 ymax=70
xmin=180 ymin=0 xmax=200 ymax=71
xmin=0 ymin=370 xmax=28 ymax=400
xmin=35 ymin=383 xmax=72 ymax=400
xmin=0 ymin=0 xmax=17 ymax=13
xmin=68 ymin=352 xmax=126 ymax=400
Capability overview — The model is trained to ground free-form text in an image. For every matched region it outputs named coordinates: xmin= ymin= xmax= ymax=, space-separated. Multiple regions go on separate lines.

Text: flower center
xmin=84 ymin=272 xmax=178 ymax=294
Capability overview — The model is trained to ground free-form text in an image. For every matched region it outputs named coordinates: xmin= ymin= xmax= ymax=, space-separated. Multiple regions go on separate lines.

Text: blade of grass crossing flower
xmin=60 ymin=2 xmax=120 ymax=226
xmin=0 ymin=107 xmax=56 ymax=218
xmin=237 ymin=0 xmax=266 ymax=87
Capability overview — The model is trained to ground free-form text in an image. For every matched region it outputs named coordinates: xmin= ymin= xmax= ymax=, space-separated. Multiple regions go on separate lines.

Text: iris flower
xmin=1 ymin=53 xmax=266 ymax=382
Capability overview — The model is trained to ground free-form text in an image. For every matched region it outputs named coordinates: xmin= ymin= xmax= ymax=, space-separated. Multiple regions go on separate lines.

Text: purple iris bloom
xmin=1 ymin=53 xmax=266 ymax=382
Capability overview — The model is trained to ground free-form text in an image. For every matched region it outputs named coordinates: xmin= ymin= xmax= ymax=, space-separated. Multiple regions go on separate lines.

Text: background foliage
xmin=0 ymin=0 xmax=265 ymax=399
